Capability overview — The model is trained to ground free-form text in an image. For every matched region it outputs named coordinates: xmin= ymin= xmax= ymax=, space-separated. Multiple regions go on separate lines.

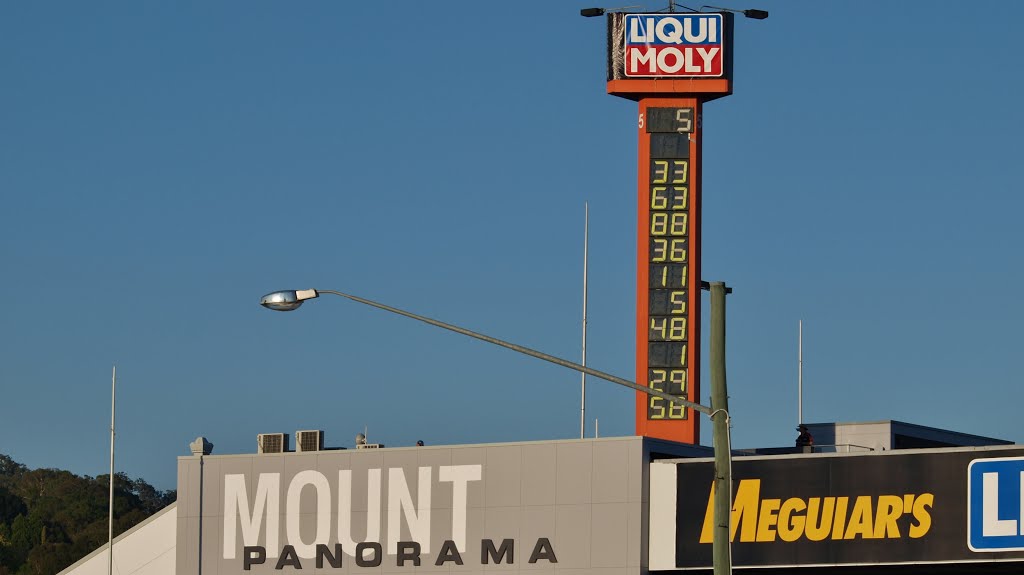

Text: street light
xmin=261 ymin=288 xmax=706 ymax=412
xmin=702 ymin=5 xmax=769 ymax=20
xmin=260 ymin=287 xmax=734 ymax=574
xmin=580 ymin=4 xmax=768 ymax=19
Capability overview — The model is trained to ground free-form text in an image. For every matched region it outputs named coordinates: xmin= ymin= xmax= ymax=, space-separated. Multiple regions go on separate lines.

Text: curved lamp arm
xmin=260 ymin=288 xmax=712 ymax=416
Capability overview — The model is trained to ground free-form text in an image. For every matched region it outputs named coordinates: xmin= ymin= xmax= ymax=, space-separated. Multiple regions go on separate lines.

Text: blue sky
xmin=2 ymin=1 xmax=1022 ymax=491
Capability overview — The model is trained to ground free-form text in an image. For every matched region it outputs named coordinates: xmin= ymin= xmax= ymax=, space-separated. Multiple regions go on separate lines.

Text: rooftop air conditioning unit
xmin=257 ymin=433 xmax=288 ymax=454
xmin=296 ymin=430 xmax=324 ymax=452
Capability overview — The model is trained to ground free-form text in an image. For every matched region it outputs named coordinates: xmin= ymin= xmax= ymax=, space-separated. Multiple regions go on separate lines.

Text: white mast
xmin=798 ymin=320 xmax=803 ymax=425
xmin=108 ymin=365 xmax=116 ymax=575
xmin=580 ymin=203 xmax=590 ymax=439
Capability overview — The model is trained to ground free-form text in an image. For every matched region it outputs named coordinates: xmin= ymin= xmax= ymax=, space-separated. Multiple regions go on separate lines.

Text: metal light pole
xmin=704 ymin=281 xmax=733 ymax=575
xmin=108 ymin=365 xmax=116 ymax=575
xmin=260 ymin=287 xmax=733 ymax=574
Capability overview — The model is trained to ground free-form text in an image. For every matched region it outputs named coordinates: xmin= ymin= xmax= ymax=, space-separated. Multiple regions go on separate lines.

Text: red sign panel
xmin=624 ymin=14 xmax=725 ymax=78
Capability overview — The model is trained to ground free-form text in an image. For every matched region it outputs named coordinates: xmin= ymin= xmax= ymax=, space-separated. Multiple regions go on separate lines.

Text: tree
xmin=0 ymin=489 xmax=25 ymax=525
xmin=0 ymin=457 xmax=26 ymax=479
xmin=0 ymin=454 xmax=174 ymax=575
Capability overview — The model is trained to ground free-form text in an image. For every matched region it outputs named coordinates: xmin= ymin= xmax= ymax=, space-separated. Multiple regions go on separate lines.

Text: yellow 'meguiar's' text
xmin=699 ymin=479 xmax=934 ymax=543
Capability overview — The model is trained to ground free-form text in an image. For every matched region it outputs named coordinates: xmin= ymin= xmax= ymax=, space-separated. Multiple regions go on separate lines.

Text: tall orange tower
xmin=605 ymin=12 xmax=734 ymax=444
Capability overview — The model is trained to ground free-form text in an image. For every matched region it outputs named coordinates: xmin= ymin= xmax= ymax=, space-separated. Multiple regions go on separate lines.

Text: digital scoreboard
xmin=606 ymin=12 xmax=734 ymax=444
xmin=643 ymin=104 xmax=695 ymax=423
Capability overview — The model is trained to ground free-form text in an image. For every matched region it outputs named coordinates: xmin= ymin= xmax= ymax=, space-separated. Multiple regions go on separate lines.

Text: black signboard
xmin=671 ymin=448 xmax=1024 ymax=568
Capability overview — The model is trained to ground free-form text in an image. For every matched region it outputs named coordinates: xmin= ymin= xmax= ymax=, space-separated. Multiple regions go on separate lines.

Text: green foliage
xmin=0 ymin=489 xmax=26 ymax=525
xmin=0 ymin=457 xmax=27 ymax=478
xmin=0 ymin=454 xmax=174 ymax=575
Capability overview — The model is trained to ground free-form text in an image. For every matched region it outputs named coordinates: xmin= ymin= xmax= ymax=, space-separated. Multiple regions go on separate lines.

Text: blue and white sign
xmin=968 ymin=457 xmax=1024 ymax=551
xmin=623 ymin=14 xmax=724 ymax=77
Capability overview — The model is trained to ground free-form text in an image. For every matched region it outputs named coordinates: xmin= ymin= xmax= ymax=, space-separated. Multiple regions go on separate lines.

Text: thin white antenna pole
xmin=594 ymin=418 xmax=599 ymax=439
xmin=798 ymin=320 xmax=803 ymax=425
xmin=580 ymin=202 xmax=589 ymax=439
xmin=108 ymin=366 xmax=116 ymax=575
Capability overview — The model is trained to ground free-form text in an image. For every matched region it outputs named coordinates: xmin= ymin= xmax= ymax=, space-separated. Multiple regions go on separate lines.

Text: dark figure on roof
xmin=796 ymin=425 xmax=814 ymax=449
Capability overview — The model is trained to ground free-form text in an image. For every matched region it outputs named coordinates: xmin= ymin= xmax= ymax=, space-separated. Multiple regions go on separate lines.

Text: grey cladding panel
xmin=521 ymin=443 xmax=556 ymax=507
xmin=176 ymin=438 xmax=647 ymax=575
xmin=555 ymin=443 xmax=593 ymax=505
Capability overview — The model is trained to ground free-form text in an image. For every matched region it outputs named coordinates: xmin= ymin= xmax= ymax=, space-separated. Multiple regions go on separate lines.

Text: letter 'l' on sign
xmin=968 ymin=458 xmax=1024 ymax=551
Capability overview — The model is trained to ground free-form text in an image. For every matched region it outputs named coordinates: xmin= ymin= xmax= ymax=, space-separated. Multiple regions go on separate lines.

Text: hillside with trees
xmin=0 ymin=454 xmax=175 ymax=575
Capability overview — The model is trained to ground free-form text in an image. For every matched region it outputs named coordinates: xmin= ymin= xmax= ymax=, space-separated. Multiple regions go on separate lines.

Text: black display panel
xmin=649 ymin=289 xmax=687 ymax=315
xmin=650 ymin=263 xmax=687 ymax=288
xmin=648 ymin=342 xmax=688 ymax=368
xmin=648 ymin=316 xmax=686 ymax=342
xmin=650 ymin=159 xmax=689 ymax=184
xmin=646 ymin=122 xmax=691 ymax=421
xmin=646 ymin=107 xmax=695 ymax=133
xmin=647 ymin=368 xmax=687 ymax=419
xmin=651 ymin=185 xmax=688 ymax=210
xmin=650 ymin=134 xmax=690 ymax=159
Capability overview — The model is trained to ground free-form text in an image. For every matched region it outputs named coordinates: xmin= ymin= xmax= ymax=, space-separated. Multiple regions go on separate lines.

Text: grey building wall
xmin=806 ymin=420 xmax=1013 ymax=453
xmin=175 ymin=437 xmax=704 ymax=575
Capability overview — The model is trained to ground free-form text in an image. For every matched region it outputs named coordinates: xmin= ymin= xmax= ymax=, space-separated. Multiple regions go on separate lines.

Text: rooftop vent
xmin=296 ymin=430 xmax=324 ymax=452
xmin=355 ymin=432 xmax=383 ymax=450
xmin=189 ymin=436 xmax=213 ymax=456
xmin=257 ymin=433 xmax=288 ymax=454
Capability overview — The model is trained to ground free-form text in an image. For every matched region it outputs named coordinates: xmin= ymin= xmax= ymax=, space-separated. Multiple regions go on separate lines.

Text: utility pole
xmin=706 ymin=282 xmax=733 ymax=575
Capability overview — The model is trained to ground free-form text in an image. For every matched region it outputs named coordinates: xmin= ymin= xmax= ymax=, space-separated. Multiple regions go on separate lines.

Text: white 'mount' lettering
xmin=222 ymin=465 xmax=487 ymax=560
xmin=337 ymin=469 xmax=382 ymax=549
xmin=287 ymin=470 xmax=331 ymax=558
xmin=388 ymin=468 xmax=432 ymax=554
xmin=224 ymin=473 xmax=280 ymax=559
xmin=440 ymin=465 xmax=483 ymax=551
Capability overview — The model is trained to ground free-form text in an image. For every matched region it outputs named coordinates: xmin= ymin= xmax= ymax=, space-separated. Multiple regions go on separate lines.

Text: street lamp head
xmin=702 ymin=5 xmax=769 ymax=19
xmin=260 ymin=289 xmax=319 ymax=312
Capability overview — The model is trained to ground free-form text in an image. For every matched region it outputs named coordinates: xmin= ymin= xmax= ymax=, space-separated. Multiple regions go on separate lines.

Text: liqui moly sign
xmin=624 ymin=14 xmax=724 ymax=77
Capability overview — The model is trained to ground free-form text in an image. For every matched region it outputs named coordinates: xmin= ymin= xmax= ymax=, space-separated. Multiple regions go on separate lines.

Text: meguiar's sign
xmin=650 ymin=447 xmax=1024 ymax=569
